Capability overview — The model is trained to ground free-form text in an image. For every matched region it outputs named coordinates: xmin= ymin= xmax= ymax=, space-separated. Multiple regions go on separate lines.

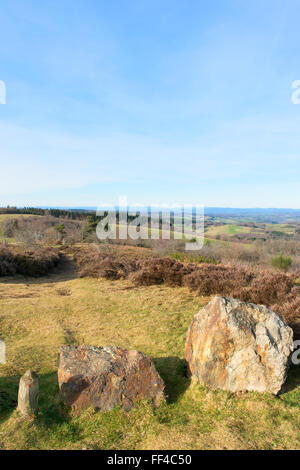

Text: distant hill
xmin=2 ymin=206 xmax=299 ymax=223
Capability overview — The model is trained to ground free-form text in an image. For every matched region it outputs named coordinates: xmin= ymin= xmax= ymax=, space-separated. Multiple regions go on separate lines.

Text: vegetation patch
xmin=0 ymin=244 xmax=60 ymax=277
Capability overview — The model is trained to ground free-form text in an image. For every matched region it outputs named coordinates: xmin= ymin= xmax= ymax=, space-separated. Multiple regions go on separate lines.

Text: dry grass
xmin=0 ymin=214 xmax=37 ymax=221
xmin=0 ymin=260 xmax=299 ymax=450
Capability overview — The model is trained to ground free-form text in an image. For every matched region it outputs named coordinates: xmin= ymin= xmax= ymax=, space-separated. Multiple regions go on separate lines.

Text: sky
xmin=0 ymin=0 xmax=300 ymax=208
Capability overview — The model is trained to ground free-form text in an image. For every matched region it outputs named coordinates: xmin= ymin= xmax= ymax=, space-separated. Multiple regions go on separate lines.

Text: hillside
xmin=0 ymin=256 xmax=299 ymax=450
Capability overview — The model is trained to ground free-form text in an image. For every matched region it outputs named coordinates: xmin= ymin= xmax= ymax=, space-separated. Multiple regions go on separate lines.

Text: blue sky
xmin=0 ymin=0 xmax=300 ymax=208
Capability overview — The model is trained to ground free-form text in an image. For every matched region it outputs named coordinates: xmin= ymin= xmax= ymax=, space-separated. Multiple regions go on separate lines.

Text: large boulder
xmin=185 ymin=296 xmax=294 ymax=394
xmin=58 ymin=345 xmax=165 ymax=412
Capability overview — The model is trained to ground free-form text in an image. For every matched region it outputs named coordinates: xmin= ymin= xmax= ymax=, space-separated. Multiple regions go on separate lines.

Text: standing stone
xmin=185 ymin=296 xmax=294 ymax=395
xmin=58 ymin=345 xmax=165 ymax=412
xmin=17 ymin=370 xmax=39 ymax=416
xmin=0 ymin=337 xmax=5 ymax=364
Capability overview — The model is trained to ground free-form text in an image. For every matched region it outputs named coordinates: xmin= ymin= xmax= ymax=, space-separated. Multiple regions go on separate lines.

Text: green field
xmin=204 ymin=224 xmax=252 ymax=237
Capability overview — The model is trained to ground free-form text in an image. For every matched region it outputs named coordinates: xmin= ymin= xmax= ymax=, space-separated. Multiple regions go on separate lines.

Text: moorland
xmin=0 ymin=206 xmax=299 ymax=450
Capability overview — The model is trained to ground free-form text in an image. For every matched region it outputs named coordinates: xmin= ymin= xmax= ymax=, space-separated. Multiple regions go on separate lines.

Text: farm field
xmin=204 ymin=222 xmax=300 ymax=241
xmin=204 ymin=224 xmax=252 ymax=237
xmin=0 ymin=257 xmax=299 ymax=450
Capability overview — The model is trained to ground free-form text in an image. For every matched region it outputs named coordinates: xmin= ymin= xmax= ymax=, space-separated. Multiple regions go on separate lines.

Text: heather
xmin=0 ymin=244 xmax=60 ymax=277
xmin=74 ymin=245 xmax=300 ymax=338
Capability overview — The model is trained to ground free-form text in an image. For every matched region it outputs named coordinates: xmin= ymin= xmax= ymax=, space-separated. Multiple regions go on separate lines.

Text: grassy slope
xmin=0 ymin=260 xmax=299 ymax=450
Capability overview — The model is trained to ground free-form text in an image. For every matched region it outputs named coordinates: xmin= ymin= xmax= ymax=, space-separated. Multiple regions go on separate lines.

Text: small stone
xmin=58 ymin=345 xmax=165 ymax=412
xmin=0 ymin=337 xmax=5 ymax=364
xmin=17 ymin=370 xmax=39 ymax=416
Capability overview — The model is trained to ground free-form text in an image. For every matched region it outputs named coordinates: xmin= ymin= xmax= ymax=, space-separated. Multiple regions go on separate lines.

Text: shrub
xmin=271 ymin=255 xmax=292 ymax=272
xmin=0 ymin=245 xmax=16 ymax=276
xmin=82 ymin=216 xmax=98 ymax=241
xmin=0 ymin=244 xmax=60 ymax=277
xmin=232 ymin=271 xmax=293 ymax=305
xmin=55 ymin=224 xmax=66 ymax=242
xmin=14 ymin=247 xmax=60 ymax=276
xmin=74 ymin=245 xmax=137 ymax=280
xmin=271 ymin=287 xmax=300 ymax=339
xmin=152 ymin=239 xmax=186 ymax=256
xmin=183 ymin=264 xmax=255 ymax=296
xmin=169 ymin=252 xmax=186 ymax=262
xmin=2 ymin=218 xmax=19 ymax=238
xmin=129 ymin=257 xmax=193 ymax=287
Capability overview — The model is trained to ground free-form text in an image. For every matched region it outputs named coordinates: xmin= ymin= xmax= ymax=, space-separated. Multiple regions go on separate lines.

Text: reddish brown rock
xmin=58 ymin=345 xmax=165 ymax=412
xmin=185 ymin=296 xmax=294 ymax=394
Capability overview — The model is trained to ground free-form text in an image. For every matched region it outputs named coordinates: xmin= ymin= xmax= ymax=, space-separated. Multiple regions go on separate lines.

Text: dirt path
xmin=46 ymin=254 xmax=79 ymax=283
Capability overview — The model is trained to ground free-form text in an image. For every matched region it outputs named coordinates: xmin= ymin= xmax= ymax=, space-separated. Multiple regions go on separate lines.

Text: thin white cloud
xmin=0 ymin=112 xmax=299 ymax=200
